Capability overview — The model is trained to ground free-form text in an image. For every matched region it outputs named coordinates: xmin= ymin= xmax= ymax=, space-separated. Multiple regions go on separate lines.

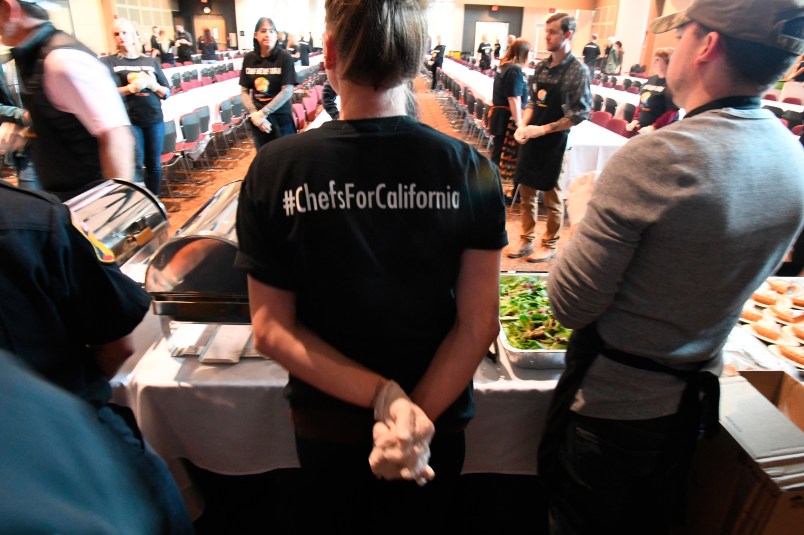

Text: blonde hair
xmin=325 ymin=0 xmax=428 ymax=88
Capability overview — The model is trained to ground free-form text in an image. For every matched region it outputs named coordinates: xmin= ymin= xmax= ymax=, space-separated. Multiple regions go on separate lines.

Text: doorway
xmin=194 ymin=15 xmax=226 ymax=51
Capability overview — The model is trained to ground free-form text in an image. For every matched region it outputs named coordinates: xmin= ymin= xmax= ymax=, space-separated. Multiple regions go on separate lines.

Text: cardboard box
xmin=679 ymin=374 xmax=804 ymax=535
xmin=741 ymin=371 xmax=804 ymax=433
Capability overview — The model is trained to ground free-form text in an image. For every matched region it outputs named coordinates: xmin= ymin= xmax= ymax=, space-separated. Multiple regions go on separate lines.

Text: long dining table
xmin=120 ymin=309 xmax=796 ymax=520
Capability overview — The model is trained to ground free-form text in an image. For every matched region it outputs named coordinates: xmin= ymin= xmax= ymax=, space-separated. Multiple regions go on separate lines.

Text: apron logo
xmin=254 ymin=76 xmax=269 ymax=93
xmin=70 ymin=212 xmax=115 ymax=264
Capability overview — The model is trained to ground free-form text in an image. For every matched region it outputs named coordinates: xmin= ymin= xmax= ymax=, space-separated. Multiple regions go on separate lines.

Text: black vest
xmin=12 ymin=23 xmax=103 ymax=197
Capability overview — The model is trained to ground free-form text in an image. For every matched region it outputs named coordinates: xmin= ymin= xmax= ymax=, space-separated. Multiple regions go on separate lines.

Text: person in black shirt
xmin=428 ymin=35 xmax=445 ymax=90
xmin=626 ymin=48 xmax=679 ymax=134
xmin=102 ymin=18 xmax=170 ymax=196
xmin=582 ymin=33 xmax=601 ymax=75
xmin=297 ymin=33 xmax=311 ymax=66
xmin=477 ymin=34 xmax=492 ymax=70
xmin=173 ymin=24 xmax=193 ymax=64
xmin=239 ymin=17 xmax=296 ymax=150
xmin=198 ymin=27 xmax=218 ymax=63
xmin=321 ymin=79 xmax=339 ymax=119
xmin=235 ymin=1 xmax=506 ymax=531
xmin=490 ymin=38 xmax=529 ymax=174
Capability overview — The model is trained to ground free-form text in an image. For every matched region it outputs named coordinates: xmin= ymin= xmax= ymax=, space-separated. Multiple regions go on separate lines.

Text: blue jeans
xmin=14 ymin=153 xmax=40 ymax=191
xmin=132 ymin=122 xmax=165 ymax=196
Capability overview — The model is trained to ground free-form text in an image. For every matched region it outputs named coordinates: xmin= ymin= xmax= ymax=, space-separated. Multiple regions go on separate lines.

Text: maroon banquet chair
xmin=590 ymin=110 xmax=612 ymax=127
xmin=605 ymin=117 xmax=628 ymax=137
xmin=764 ymin=93 xmax=778 ymax=101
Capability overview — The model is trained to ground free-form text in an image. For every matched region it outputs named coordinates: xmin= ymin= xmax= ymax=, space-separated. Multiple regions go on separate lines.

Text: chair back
xmin=782 ymin=110 xmax=803 ymax=129
xmin=219 ymin=100 xmax=233 ymax=125
xmin=605 ymin=118 xmax=628 ymax=136
xmin=291 ymin=102 xmax=306 ymax=131
xmin=626 ymin=86 xmax=639 ymax=94
xmin=793 ymin=124 xmax=803 ymax=136
xmin=632 ymin=81 xmax=642 ymax=89
xmin=180 ymin=81 xmax=194 ymax=93
xmin=314 ymin=84 xmax=324 ymax=104
xmin=623 ymin=79 xmax=632 ymax=89
xmin=592 ymin=94 xmax=603 ymax=112
xmin=181 ymin=71 xmax=193 ymax=82
xmin=195 ymin=106 xmax=211 ymax=133
xmin=782 ymin=97 xmax=802 ymax=105
xmin=623 ymin=103 xmax=636 ymax=123
xmin=171 ymin=73 xmax=181 ymax=90
xmin=180 ymin=112 xmax=202 ymax=143
xmin=590 ymin=110 xmax=612 ymax=127
xmin=604 ymin=98 xmax=617 ymax=115
xmin=764 ymin=93 xmax=778 ymax=101
xmin=162 ymin=121 xmax=177 ymax=154
xmin=763 ymin=105 xmax=784 ymax=117
xmin=302 ymin=95 xmax=317 ymax=122
xmin=231 ymin=95 xmax=246 ymax=118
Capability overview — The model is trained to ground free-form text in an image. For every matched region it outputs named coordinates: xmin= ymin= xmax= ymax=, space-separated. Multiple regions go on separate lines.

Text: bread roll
xmin=740 ymin=307 xmax=763 ymax=323
xmin=768 ymin=279 xmax=792 ymax=294
xmin=752 ymin=291 xmax=778 ymax=306
xmin=770 ymin=305 xmax=804 ymax=324
xmin=753 ymin=321 xmax=781 ymax=341
xmin=793 ymin=323 xmax=804 ymax=341
xmin=777 ymin=345 xmax=804 ymax=366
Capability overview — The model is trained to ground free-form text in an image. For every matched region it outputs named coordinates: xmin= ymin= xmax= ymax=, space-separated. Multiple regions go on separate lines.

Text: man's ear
xmin=694 ymin=29 xmax=720 ymax=66
xmin=323 ymin=32 xmax=336 ymax=72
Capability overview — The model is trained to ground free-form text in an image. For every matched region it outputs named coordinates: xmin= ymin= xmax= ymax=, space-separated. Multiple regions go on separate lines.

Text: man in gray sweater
xmin=541 ymin=0 xmax=804 ymax=533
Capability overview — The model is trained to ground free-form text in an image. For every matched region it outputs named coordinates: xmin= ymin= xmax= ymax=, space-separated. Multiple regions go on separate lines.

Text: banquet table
xmin=123 ymin=317 xmax=796 ymax=519
xmin=126 ymin=328 xmax=561 ymax=517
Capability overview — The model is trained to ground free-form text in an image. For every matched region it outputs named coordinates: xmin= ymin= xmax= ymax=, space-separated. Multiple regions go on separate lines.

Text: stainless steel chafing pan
xmin=145 ymin=180 xmax=248 ymax=324
xmin=65 ymin=179 xmax=169 ymax=283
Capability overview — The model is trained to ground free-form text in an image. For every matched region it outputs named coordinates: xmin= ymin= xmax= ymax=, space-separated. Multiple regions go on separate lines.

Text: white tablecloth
xmin=127 ymin=332 xmax=560 ymax=516
xmin=564 ymin=120 xmax=627 ymax=192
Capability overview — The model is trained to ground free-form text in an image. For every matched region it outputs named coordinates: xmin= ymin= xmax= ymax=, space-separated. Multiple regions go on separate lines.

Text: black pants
xmin=294 ymin=431 xmax=465 ymax=534
xmin=547 ymin=411 xmax=697 ymax=535
xmin=430 ymin=62 xmax=440 ymax=89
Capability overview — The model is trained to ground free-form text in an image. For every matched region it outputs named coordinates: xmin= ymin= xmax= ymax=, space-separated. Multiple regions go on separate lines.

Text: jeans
xmin=14 ymin=153 xmax=40 ymax=191
xmin=547 ymin=411 xmax=696 ymax=535
xmin=132 ymin=122 xmax=165 ymax=196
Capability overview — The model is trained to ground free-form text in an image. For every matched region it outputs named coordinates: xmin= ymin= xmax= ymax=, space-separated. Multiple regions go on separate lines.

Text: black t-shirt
xmin=175 ymin=31 xmax=193 ymax=61
xmin=298 ymin=40 xmax=310 ymax=66
xmin=582 ymin=41 xmax=600 ymax=65
xmin=0 ymin=182 xmax=151 ymax=402
xmin=199 ymin=40 xmax=217 ymax=61
xmin=637 ymin=75 xmax=676 ymax=127
xmin=491 ymin=63 xmax=528 ymax=134
xmin=101 ymin=54 xmax=169 ymax=126
xmin=235 ymin=116 xmax=508 ymax=423
xmin=239 ymin=48 xmax=296 ymax=116
xmin=430 ymin=44 xmax=446 ymax=66
xmin=477 ymin=42 xmax=492 ymax=65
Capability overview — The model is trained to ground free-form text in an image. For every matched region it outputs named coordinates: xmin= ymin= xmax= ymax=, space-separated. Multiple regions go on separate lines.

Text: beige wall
xmin=61 ymin=0 xmax=107 ymax=55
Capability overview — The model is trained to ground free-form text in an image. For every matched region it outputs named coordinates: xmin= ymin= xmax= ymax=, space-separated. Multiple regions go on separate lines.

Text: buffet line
xmin=68 ymin=178 xmax=803 ymax=518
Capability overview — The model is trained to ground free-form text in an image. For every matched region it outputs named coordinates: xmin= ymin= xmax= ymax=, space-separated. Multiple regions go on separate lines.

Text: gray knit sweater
xmin=548 ymin=107 xmax=804 ymax=419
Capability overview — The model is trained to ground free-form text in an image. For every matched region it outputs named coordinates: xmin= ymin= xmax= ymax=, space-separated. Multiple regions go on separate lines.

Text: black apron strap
xmin=601 ymin=346 xmax=720 ymax=439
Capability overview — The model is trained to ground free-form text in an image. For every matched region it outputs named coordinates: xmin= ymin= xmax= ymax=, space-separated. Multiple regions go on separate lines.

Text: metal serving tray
xmin=498 ymin=273 xmax=568 ymax=370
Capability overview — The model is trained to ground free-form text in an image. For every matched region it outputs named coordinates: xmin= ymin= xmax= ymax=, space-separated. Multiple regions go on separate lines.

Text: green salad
xmin=499 ymin=275 xmax=572 ymax=350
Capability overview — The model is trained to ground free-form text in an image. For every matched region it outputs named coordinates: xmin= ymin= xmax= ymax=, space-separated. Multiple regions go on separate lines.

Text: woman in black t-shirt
xmin=490 ymin=38 xmax=530 ymax=178
xmin=626 ymin=48 xmax=678 ymax=134
xmin=103 ymin=18 xmax=170 ymax=196
xmin=238 ymin=17 xmax=297 ymax=150
xmin=198 ymin=27 xmax=218 ymax=63
xmin=235 ymin=1 xmax=506 ymax=531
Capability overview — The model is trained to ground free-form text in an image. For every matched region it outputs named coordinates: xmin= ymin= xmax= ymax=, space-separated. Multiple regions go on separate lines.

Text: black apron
xmin=537 ymin=322 xmax=720 ymax=481
xmin=514 ymin=65 xmax=570 ymax=191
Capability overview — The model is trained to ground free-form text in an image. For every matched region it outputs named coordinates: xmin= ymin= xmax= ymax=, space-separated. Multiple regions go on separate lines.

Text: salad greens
xmin=499 ymin=275 xmax=572 ymax=351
